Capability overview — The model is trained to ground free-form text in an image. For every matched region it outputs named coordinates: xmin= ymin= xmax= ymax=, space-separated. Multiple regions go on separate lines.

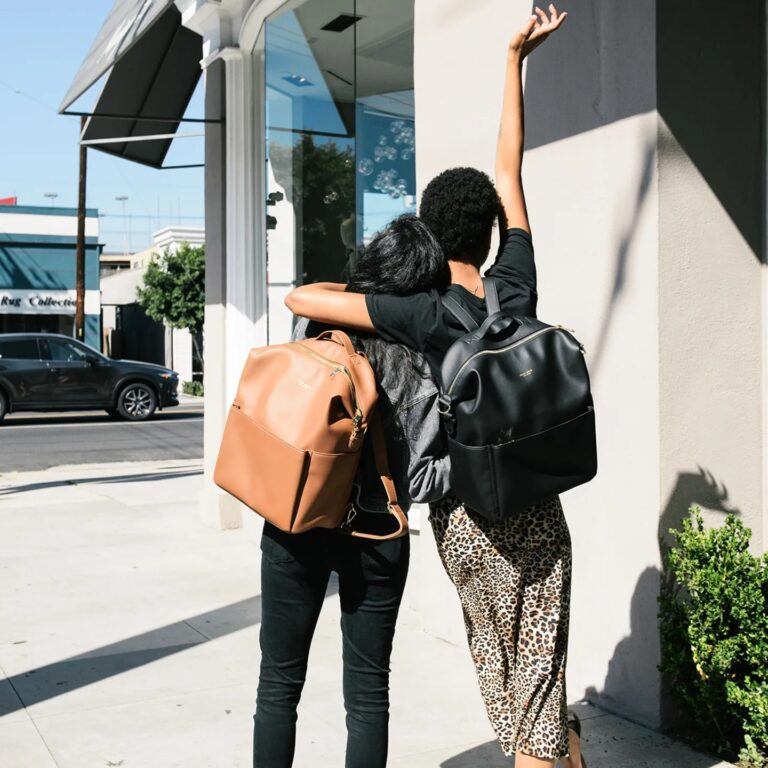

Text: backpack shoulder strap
xmin=441 ymin=294 xmax=479 ymax=332
xmin=343 ymin=407 xmax=409 ymax=541
xmin=482 ymin=277 xmax=501 ymax=316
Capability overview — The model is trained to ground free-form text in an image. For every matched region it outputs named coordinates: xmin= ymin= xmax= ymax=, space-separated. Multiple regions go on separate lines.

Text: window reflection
xmin=264 ymin=0 xmax=415 ymax=341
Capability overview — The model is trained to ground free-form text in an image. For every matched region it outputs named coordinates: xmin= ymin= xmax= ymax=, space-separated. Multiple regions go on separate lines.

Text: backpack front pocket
xmin=447 ymin=407 xmax=596 ymax=521
xmin=490 ymin=407 xmax=597 ymax=512
xmin=214 ymin=405 xmax=309 ymax=530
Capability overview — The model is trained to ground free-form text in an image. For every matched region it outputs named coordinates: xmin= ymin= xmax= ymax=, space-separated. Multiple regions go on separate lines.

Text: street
xmin=0 ymin=402 xmax=203 ymax=472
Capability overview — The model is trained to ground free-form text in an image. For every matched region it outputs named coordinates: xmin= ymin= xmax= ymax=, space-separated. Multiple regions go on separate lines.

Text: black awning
xmin=60 ymin=1 xmax=204 ymax=169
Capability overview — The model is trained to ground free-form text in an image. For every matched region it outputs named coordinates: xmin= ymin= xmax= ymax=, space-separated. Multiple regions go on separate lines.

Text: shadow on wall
xmin=523 ymin=0 xmax=655 ymax=152
xmin=522 ymin=0 xmax=657 ymax=378
xmin=590 ymin=139 xmax=655 ymax=376
xmin=524 ymin=0 xmax=765 ymax=262
xmin=657 ymin=0 xmax=765 ymax=262
xmin=657 ymin=467 xmax=739 ymax=727
xmin=658 ymin=466 xmax=739 ymax=554
xmin=584 ymin=467 xmax=739 ymax=727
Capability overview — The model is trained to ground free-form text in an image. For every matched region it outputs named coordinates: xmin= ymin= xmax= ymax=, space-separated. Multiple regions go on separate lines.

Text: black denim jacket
xmin=293 ymin=317 xmax=450 ymax=514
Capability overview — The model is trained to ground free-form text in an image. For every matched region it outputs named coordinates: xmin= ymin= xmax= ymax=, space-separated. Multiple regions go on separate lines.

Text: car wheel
xmin=117 ymin=383 xmax=157 ymax=421
xmin=0 ymin=391 xmax=7 ymax=423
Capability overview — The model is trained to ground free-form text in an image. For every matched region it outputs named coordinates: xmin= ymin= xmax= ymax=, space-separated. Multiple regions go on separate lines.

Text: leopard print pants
xmin=429 ymin=494 xmax=572 ymax=761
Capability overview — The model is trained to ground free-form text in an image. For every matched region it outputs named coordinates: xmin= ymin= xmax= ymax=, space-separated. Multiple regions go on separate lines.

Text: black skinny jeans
xmin=253 ymin=521 xmax=410 ymax=768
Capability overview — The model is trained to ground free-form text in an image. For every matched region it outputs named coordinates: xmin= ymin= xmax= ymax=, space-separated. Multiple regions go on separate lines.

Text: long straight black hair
xmin=346 ymin=214 xmax=448 ymax=413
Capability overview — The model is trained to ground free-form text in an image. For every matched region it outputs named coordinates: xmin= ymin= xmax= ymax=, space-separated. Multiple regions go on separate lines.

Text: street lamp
xmin=44 ymin=192 xmax=58 ymax=206
xmin=115 ymin=195 xmax=129 ymax=257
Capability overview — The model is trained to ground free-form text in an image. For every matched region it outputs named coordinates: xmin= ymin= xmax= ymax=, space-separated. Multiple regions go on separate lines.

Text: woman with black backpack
xmin=286 ymin=6 xmax=586 ymax=767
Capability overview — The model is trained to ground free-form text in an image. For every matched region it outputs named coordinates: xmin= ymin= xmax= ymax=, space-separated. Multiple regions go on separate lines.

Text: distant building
xmin=0 ymin=203 xmax=102 ymax=348
xmin=99 ymin=229 xmax=205 ymax=278
xmin=100 ymin=226 xmax=204 ymax=382
xmin=99 ymin=253 xmax=132 ymax=278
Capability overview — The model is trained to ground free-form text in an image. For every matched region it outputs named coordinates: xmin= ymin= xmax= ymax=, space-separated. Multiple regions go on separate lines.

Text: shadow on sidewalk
xmin=0 ymin=467 xmax=203 ymax=497
xmin=2 ymin=578 xmax=341 ymax=718
xmin=441 ymin=740 xmax=508 ymax=767
xmin=0 ymin=595 xmax=262 ymax=717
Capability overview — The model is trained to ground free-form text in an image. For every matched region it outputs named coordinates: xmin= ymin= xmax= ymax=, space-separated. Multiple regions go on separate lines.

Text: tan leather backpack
xmin=214 ymin=329 xmax=408 ymax=541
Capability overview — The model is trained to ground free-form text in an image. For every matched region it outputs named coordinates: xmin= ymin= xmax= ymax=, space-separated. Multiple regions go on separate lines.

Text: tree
xmin=137 ymin=243 xmax=205 ymax=373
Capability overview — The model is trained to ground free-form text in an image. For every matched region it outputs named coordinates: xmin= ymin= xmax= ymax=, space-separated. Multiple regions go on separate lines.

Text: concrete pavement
xmin=0 ymin=461 xmax=734 ymax=767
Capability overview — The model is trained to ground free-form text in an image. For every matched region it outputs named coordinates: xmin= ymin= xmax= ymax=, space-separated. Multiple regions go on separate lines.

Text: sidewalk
xmin=0 ymin=461 xmax=734 ymax=768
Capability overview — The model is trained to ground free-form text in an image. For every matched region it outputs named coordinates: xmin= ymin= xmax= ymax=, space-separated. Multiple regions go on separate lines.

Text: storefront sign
xmin=0 ymin=290 xmax=100 ymax=315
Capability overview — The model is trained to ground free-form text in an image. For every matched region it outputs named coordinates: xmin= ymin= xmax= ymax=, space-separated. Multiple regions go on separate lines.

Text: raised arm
xmin=496 ymin=5 xmax=567 ymax=232
xmin=285 ymin=283 xmax=375 ymax=331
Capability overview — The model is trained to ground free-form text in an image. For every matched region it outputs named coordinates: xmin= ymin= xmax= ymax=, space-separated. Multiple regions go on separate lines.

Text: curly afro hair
xmin=420 ymin=167 xmax=502 ymax=267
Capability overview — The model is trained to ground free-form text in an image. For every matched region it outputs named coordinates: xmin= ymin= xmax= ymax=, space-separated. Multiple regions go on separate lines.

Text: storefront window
xmin=263 ymin=0 xmax=415 ymax=340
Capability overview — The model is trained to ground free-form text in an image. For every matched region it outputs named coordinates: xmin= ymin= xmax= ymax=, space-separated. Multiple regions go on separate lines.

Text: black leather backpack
xmin=437 ymin=277 xmax=597 ymax=521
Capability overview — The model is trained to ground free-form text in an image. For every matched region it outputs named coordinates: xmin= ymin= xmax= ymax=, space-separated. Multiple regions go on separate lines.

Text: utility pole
xmin=115 ymin=195 xmax=129 ymax=257
xmin=74 ymin=115 xmax=87 ymax=341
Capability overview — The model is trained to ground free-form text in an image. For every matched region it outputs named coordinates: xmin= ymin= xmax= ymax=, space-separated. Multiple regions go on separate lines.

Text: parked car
xmin=0 ymin=333 xmax=179 ymax=422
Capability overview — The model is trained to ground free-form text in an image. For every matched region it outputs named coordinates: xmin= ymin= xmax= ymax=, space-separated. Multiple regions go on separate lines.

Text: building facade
xmin=0 ymin=204 xmax=102 ymax=348
xmin=68 ymin=0 xmax=767 ymax=733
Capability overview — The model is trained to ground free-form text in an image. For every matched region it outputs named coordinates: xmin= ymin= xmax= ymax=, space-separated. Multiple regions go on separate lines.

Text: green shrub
xmin=659 ymin=508 xmax=768 ymax=767
xmin=182 ymin=380 xmax=204 ymax=397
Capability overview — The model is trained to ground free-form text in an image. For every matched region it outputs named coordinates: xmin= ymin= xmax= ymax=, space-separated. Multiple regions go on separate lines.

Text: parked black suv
xmin=0 ymin=333 xmax=179 ymax=422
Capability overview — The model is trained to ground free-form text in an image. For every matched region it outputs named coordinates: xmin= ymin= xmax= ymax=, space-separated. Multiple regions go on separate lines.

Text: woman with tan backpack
xmin=249 ymin=215 xmax=451 ymax=768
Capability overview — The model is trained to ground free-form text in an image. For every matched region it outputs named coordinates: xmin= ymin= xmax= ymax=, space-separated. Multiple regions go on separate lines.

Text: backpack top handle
xmin=315 ymin=329 xmax=357 ymax=357
xmin=482 ymin=277 xmax=501 ymax=316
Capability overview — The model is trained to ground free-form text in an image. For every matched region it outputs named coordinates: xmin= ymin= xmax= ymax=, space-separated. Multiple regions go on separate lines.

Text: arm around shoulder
xmin=285 ymin=283 xmax=375 ymax=331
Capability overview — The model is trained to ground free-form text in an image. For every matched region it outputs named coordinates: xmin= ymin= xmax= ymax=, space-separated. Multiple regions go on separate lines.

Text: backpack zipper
xmin=508 ymin=406 xmax=593 ymax=443
xmin=446 ymin=325 xmax=577 ymax=396
xmin=295 ymin=343 xmax=363 ymax=440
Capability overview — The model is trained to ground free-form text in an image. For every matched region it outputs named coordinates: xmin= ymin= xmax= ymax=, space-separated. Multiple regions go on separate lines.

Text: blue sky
xmin=0 ymin=2 xmax=204 ymax=254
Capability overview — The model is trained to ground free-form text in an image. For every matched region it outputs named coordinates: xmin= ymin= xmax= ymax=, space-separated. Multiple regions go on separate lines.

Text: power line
xmin=0 ymin=79 xmax=55 ymax=111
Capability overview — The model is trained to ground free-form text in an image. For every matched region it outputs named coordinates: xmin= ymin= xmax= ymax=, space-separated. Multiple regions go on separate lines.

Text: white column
xmin=219 ymin=46 xmax=268 ymax=403
xmin=199 ymin=43 xmax=268 ymax=532
xmin=172 ymin=327 xmax=194 ymax=382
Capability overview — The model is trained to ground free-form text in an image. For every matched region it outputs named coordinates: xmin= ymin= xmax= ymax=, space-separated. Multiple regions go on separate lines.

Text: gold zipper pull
xmin=350 ymin=410 xmax=364 ymax=445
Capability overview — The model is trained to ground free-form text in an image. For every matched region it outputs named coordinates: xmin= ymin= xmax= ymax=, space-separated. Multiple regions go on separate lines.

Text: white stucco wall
xmin=657 ymin=120 xmax=765 ymax=540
